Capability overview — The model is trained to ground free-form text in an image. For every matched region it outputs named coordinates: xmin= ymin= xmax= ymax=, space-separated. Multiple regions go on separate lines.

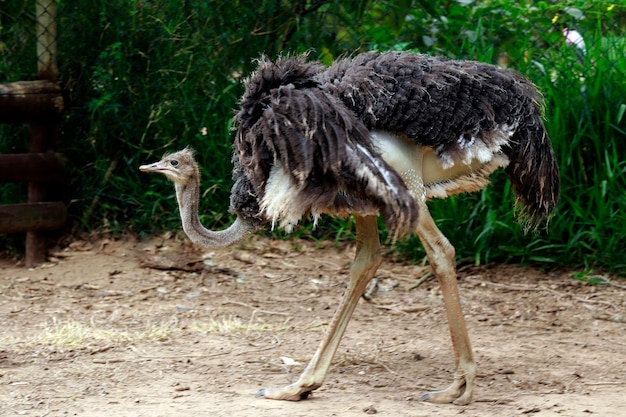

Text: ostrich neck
xmin=174 ymin=174 xmax=254 ymax=248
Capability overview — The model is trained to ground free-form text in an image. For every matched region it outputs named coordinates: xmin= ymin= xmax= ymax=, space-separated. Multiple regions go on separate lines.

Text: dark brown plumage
xmin=233 ymin=51 xmax=559 ymax=237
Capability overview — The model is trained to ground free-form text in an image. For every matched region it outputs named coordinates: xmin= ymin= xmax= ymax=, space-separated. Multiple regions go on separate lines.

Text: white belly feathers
xmin=261 ymin=130 xmax=510 ymax=231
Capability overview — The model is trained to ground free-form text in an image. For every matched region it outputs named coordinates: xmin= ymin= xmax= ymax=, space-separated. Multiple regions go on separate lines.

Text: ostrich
xmin=139 ymin=51 xmax=559 ymax=405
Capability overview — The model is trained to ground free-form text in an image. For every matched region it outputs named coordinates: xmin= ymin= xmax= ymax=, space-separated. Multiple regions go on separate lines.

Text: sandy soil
xmin=1 ymin=235 xmax=625 ymax=417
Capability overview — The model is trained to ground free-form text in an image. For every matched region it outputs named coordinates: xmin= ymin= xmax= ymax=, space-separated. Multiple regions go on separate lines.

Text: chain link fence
xmin=0 ymin=0 xmax=56 ymax=81
xmin=35 ymin=0 xmax=57 ymax=80
xmin=1 ymin=2 xmax=623 ymax=99
xmin=2 ymin=2 xmax=622 ymax=106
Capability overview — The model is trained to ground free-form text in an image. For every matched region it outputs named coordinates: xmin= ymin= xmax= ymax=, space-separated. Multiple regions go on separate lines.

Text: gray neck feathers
xmin=174 ymin=172 xmax=254 ymax=248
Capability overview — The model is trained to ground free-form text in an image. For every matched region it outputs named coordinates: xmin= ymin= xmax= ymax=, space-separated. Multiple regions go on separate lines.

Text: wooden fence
xmin=0 ymin=0 xmax=66 ymax=266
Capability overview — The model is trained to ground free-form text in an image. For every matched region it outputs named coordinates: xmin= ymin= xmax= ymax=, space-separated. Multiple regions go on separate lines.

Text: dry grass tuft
xmin=188 ymin=316 xmax=276 ymax=335
xmin=2 ymin=315 xmax=281 ymax=354
xmin=3 ymin=319 xmax=183 ymax=352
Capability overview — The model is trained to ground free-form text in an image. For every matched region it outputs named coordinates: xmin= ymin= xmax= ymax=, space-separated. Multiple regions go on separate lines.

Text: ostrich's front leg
xmin=258 ymin=215 xmax=382 ymax=401
xmin=416 ymin=204 xmax=476 ymax=405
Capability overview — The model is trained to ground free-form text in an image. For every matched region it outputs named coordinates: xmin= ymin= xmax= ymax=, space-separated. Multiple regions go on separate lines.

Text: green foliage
xmin=1 ymin=1 xmax=625 ymax=273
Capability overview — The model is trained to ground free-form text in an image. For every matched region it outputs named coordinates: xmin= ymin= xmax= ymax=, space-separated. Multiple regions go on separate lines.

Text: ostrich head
xmin=139 ymin=147 xmax=257 ymax=248
xmin=139 ymin=147 xmax=198 ymax=186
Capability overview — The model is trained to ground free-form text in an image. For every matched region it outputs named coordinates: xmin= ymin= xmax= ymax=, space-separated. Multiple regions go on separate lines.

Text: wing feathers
xmin=236 ymin=73 xmax=419 ymax=238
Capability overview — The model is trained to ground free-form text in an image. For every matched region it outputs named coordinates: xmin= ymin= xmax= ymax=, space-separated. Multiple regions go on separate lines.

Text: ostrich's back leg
xmin=258 ymin=215 xmax=382 ymax=400
xmin=416 ymin=203 xmax=476 ymax=405
xmin=371 ymin=130 xmax=477 ymax=404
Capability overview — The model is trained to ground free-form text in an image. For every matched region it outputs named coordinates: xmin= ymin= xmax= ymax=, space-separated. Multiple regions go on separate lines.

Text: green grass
xmin=537 ymin=32 xmax=626 ymax=271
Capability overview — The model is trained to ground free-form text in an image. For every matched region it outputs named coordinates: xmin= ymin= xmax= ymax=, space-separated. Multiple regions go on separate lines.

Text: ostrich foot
xmin=256 ymin=381 xmax=320 ymax=401
xmin=419 ymin=371 xmax=474 ymax=405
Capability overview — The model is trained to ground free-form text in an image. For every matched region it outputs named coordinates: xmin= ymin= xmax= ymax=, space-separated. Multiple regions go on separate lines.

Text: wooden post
xmin=28 ymin=0 xmax=59 ymax=266
xmin=25 ymin=122 xmax=58 ymax=266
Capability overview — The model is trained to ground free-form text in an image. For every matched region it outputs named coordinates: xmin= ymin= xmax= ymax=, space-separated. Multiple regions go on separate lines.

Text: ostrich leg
xmin=416 ymin=202 xmax=476 ymax=405
xmin=258 ymin=215 xmax=382 ymax=400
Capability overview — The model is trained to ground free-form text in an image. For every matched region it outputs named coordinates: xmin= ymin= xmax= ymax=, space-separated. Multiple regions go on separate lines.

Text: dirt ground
xmin=1 ymin=234 xmax=625 ymax=417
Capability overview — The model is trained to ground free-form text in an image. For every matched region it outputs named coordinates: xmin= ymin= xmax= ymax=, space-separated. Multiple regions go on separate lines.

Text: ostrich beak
xmin=139 ymin=161 xmax=165 ymax=173
xmin=139 ymin=160 xmax=183 ymax=184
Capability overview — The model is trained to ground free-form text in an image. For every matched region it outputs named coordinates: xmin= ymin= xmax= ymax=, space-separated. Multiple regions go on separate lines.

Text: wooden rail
xmin=0 ymin=80 xmax=64 ymax=123
xmin=0 ymin=153 xmax=65 ymax=182
xmin=0 ymin=202 xmax=66 ymax=234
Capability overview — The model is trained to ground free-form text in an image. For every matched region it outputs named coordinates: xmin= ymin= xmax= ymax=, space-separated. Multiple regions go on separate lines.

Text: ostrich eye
xmin=170 ymin=160 xmax=179 ymax=167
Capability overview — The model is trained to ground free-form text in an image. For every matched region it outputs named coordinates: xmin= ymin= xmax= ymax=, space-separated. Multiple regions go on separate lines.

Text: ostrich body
xmin=140 ymin=51 xmax=559 ymax=405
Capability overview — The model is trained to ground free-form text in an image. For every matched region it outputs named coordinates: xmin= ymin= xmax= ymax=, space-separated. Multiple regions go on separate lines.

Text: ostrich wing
xmin=235 ymin=82 xmax=418 ymax=239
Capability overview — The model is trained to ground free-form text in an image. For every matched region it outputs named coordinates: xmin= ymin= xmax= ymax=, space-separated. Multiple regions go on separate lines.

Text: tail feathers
xmin=505 ymin=112 xmax=560 ymax=230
